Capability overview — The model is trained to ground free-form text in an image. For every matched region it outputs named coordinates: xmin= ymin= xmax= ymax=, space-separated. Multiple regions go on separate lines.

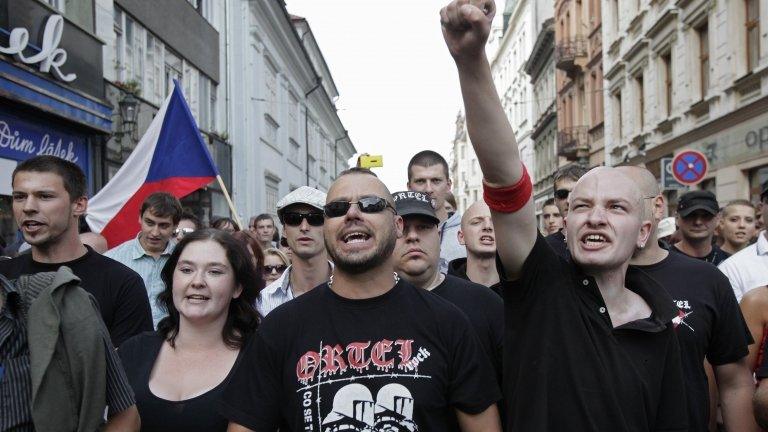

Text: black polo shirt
xmin=544 ymin=229 xmax=569 ymax=259
xmin=499 ymin=233 xmax=688 ymax=431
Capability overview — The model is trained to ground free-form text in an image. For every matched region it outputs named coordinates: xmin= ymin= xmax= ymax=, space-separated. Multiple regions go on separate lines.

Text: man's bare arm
xmin=456 ymin=405 xmax=502 ymax=432
xmin=715 ymin=358 xmax=761 ymax=431
xmin=441 ymin=0 xmax=537 ymax=277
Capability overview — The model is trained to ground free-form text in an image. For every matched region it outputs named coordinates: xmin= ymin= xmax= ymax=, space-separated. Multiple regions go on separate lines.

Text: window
xmin=614 ymin=92 xmax=623 ymax=141
xmin=114 ymin=8 xmax=124 ymax=80
xmin=264 ymin=58 xmax=279 ymax=122
xmin=165 ymin=50 xmax=182 ymax=94
xmin=288 ymin=92 xmax=299 ymax=140
xmin=746 ymin=0 xmax=760 ymax=71
xmin=198 ymin=77 xmax=211 ymax=131
xmin=662 ymin=52 xmax=673 ymax=116
xmin=289 ymin=139 xmax=300 ymax=162
xmin=636 ymin=74 xmax=644 ymax=131
xmin=265 ymin=177 xmax=279 ymax=214
xmin=698 ymin=24 xmax=709 ymax=98
xmin=45 ymin=0 xmax=63 ymax=11
xmin=124 ymin=16 xmax=134 ymax=81
xmin=264 ymin=114 xmax=278 ymax=145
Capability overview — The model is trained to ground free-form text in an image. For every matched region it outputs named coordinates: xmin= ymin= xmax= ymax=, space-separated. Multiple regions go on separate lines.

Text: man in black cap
xmin=391 ymin=191 xmax=503 ymax=386
xmin=671 ymin=190 xmax=729 ymax=265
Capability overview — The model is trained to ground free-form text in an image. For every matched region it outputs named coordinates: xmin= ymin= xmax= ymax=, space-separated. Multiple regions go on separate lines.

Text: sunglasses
xmin=554 ymin=189 xmax=570 ymax=200
xmin=263 ymin=264 xmax=287 ymax=274
xmin=324 ymin=196 xmax=395 ymax=218
xmin=282 ymin=212 xmax=324 ymax=227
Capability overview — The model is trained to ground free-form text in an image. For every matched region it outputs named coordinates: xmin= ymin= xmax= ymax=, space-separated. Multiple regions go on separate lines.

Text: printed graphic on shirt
xmin=672 ymin=299 xmax=694 ymax=332
xmin=296 ymin=338 xmax=430 ymax=431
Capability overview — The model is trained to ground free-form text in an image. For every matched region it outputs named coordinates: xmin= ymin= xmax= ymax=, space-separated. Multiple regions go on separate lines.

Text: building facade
xmin=493 ymin=0 xmax=537 ymax=179
xmin=0 ymin=0 xmax=112 ymax=246
xmin=555 ymin=0 xmax=605 ymax=168
xmin=525 ymin=0 xmax=558 ymax=212
xmin=603 ymin=0 xmax=768 ymax=205
xmin=449 ymin=112 xmax=483 ymax=213
xmin=227 ymin=0 xmax=355 ymax=220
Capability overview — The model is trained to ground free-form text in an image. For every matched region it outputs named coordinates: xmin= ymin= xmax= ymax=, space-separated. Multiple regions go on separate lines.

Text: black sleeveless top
xmin=118 ymin=331 xmax=247 ymax=432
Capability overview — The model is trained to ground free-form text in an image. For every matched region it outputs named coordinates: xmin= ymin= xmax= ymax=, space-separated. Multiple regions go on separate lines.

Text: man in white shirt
xmin=719 ymin=181 xmax=768 ymax=302
xmin=256 ymin=187 xmax=332 ymax=317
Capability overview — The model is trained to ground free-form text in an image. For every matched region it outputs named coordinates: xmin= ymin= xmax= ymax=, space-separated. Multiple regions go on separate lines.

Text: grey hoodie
xmin=439 ymin=211 xmax=466 ymax=273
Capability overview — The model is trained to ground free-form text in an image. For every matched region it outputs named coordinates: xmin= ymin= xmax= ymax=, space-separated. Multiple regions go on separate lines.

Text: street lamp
xmin=113 ymin=91 xmax=139 ymax=145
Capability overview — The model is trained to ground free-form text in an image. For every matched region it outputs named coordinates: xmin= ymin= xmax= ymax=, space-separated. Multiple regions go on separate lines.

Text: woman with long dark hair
xmin=118 ymin=229 xmax=262 ymax=431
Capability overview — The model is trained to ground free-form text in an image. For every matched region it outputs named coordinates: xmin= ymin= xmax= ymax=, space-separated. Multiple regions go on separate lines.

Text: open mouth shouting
xmin=185 ymin=294 xmax=210 ymax=304
xmin=341 ymin=230 xmax=372 ymax=249
xmin=21 ymin=219 xmax=46 ymax=234
xmin=581 ymin=233 xmax=609 ymax=250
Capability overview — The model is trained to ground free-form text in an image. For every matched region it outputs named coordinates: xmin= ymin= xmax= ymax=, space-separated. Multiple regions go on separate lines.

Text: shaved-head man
xmin=443 ymin=1 xmax=686 ymax=429
xmin=448 ymin=201 xmax=501 ymax=292
xmin=621 ymin=165 xmax=757 ymax=432
xmin=222 ymin=168 xmax=502 ymax=432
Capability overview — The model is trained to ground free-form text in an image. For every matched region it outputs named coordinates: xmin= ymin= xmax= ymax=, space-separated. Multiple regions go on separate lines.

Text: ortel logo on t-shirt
xmin=295 ymin=338 xmax=431 ymax=431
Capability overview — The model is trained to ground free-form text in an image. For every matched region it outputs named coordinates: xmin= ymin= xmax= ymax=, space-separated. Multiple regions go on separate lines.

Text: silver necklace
xmin=328 ymin=272 xmax=400 ymax=289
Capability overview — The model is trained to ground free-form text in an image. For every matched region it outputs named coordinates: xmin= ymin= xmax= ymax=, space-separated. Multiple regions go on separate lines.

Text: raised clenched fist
xmin=440 ymin=0 xmax=495 ymax=63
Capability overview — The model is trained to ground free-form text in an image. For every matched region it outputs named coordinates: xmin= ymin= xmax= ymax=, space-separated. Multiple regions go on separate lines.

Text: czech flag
xmin=86 ymin=81 xmax=218 ymax=248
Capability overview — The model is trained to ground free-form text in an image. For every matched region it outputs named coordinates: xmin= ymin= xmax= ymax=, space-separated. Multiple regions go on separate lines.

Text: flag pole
xmin=216 ymin=175 xmax=243 ymax=229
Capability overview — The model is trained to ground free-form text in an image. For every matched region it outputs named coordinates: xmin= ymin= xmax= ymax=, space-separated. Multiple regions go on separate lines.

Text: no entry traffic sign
xmin=672 ymin=150 xmax=708 ymax=185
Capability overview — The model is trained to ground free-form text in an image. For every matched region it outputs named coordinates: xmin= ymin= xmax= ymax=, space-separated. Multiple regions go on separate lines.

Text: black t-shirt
xmin=219 ymin=280 xmax=500 ymax=432
xmin=0 ymin=247 xmax=153 ymax=346
xmin=433 ymin=274 xmax=503 ymax=384
xmin=447 ymin=257 xmax=503 ymax=296
xmin=499 ymin=233 xmax=687 ymax=431
xmin=118 ymin=332 xmax=245 ymax=432
xmin=634 ymin=251 xmax=751 ymax=432
xmin=544 ymin=229 xmax=569 ymax=259
xmin=670 ymin=244 xmax=730 ymax=266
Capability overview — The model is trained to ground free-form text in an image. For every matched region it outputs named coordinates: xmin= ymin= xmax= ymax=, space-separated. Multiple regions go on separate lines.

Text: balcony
xmin=555 ymin=37 xmax=588 ymax=74
xmin=557 ymin=126 xmax=589 ymax=161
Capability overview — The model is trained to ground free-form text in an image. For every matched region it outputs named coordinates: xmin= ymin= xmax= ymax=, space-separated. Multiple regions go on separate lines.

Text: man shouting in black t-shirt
xmin=221 ymin=168 xmax=502 ymax=432
xmin=622 ymin=165 xmax=758 ymax=432
xmin=0 ymin=156 xmax=152 ymax=347
xmin=442 ymin=0 xmax=687 ymax=430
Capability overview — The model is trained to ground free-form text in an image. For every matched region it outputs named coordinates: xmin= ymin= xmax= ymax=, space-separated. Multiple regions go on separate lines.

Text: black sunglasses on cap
xmin=324 ymin=196 xmax=395 ymax=218
xmin=554 ymin=189 xmax=570 ymax=200
xmin=282 ymin=212 xmax=324 ymax=227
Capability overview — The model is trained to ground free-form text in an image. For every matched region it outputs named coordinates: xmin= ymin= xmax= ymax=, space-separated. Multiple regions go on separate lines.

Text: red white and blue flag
xmin=86 ymin=81 xmax=218 ymax=248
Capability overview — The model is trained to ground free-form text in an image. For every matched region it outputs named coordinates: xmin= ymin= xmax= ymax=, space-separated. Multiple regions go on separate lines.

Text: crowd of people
xmin=2 ymin=1 xmax=768 ymax=431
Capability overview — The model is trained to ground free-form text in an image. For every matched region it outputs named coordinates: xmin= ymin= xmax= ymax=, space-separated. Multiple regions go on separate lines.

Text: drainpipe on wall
xmin=305 ymin=78 xmax=322 ymax=186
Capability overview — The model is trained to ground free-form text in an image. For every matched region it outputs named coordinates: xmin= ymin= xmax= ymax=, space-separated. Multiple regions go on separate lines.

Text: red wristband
xmin=482 ymin=165 xmax=533 ymax=213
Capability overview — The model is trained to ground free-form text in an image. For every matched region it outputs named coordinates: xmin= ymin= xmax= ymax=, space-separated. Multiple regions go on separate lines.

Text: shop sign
xmin=0 ymin=109 xmax=88 ymax=173
xmin=661 ymin=157 xmax=686 ymax=190
xmin=0 ymin=15 xmax=75 ymax=82
xmin=684 ymin=111 xmax=768 ymax=171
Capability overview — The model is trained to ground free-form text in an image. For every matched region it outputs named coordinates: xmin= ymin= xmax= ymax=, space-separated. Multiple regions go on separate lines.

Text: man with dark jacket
xmin=1 ymin=267 xmax=139 ymax=431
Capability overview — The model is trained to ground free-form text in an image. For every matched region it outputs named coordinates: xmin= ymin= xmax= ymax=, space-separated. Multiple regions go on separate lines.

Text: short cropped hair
xmin=140 ymin=192 xmax=183 ymax=224
xmin=553 ymin=164 xmax=588 ymax=192
xmin=179 ymin=210 xmax=201 ymax=229
xmin=211 ymin=216 xmax=241 ymax=231
xmin=253 ymin=213 xmax=275 ymax=226
xmin=445 ymin=191 xmax=457 ymax=209
xmin=338 ymin=167 xmax=378 ymax=178
xmin=543 ymin=198 xmax=556 ymax=207
xmin=721 ymin=199 xmax=756 ymax=216
xmin=13 ymin=156 xmax=86 ymax=201
xmin=407 ymin=150 xmax=449 ymax=181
